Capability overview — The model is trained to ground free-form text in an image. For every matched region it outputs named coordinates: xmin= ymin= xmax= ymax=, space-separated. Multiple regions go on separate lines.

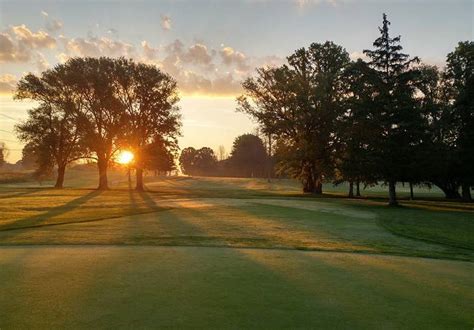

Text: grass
xmin=0 ymin=170 xmax=473 ymax=328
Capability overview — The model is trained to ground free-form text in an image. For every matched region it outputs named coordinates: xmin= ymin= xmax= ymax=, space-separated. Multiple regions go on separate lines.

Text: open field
xmin=0 ymin=170 xmax=473 ymax=328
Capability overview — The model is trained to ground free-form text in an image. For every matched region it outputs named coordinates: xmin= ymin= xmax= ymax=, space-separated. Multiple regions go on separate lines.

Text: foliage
xmin=238 ymin=41 xmax=350 ymax=194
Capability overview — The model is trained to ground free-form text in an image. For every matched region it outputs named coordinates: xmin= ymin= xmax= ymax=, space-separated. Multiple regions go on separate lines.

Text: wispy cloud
xmin=161 ymin=15 xmax=172 ymax=31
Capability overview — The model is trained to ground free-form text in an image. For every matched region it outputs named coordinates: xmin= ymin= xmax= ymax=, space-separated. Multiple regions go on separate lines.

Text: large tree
xmin=65 ymin=57 xmax=126 ymax=190
xmin=363 ymin=13 xmax=422 ymax=205
xmin=238 ymin=41 xmax=350 ymax=194
xmin=15 ymin=67 xmax=87 ymax=188
xmin=444 ymin=41 xmax=474 ymax=201
xmin=114 ymin=59 xmax=181 ymax=191
xmin=337 ymin=59 xmax=381 ymax=197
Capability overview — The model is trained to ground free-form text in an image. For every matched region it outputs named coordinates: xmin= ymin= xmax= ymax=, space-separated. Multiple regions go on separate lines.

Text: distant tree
xmin=0 ymin=142 xmax=7 ymax=167
xmin=217 ymin=145 xmax=227 ymax=161
xmin=238 ymin=41 xmax=350 ymax=194
xmin=15 ymin=67 xmax=87 ymax=188
xmin=193 ymin=147 xmax=218 ymax=176
xmin=114 ymin=59 xmax=181 ymax=191
xmin=19 ymin=142 xmax=39 ymax=169
xmin=179 ymin=147 xmax=197 ymax=175
xmin=363 ymin=13 xmax=422 ymax=205
xmin=143 ymin=136 xmax=177 ymax=175
xmin=228 ymin=134 xmax=267 ymax=177
xmin=445 ymin=41 xmax=474 ymax=201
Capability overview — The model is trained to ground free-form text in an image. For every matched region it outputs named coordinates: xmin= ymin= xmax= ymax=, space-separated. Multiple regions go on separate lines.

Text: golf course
xmin=0 ymin=170 xmax=473 ymax=329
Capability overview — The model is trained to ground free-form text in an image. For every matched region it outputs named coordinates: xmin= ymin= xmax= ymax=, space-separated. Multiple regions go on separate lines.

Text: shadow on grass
xmin=0 ymin=190 xmax=103 ymax=232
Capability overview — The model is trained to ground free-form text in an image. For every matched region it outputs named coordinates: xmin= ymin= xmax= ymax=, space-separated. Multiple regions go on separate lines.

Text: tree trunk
xmin=462 ymin=184 xmax=472 ymax=202
xmin=267 ymin=134 xmax=272 ymax=183
xmin=55 ymin=164 xmax=66 ymax=189
xmin=388 ymin=180 xmax=398 ymax=206
xmin=97 ymin=157 xmax=109 ymax=190
xmin=356 ymin=181 xmax=361 ymax=197
xmin=409 ymin=182 xmax=414 ymax=200
xmin=136 ymin=167 xmax=144 ymax=191
xmin=348 ymin=181 xmax=354 ymax=198
xmin=435 ymin=184 xmax=461 ymax=199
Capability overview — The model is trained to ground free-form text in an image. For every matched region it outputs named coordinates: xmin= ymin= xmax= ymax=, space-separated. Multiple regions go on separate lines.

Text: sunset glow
xmin=116 ymin=150 xmax=134 ymax=165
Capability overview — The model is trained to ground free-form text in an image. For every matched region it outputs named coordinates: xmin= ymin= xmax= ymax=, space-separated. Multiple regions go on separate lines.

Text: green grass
xmin=0 ymin=170 xmax=473 ymax=328
xmin=0 ymin=171 xmax=472 ymax=260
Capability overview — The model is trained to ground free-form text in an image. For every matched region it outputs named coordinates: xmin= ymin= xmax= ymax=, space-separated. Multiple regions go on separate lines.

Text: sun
xmin=116 ymin=150 xmax=134 ymax=165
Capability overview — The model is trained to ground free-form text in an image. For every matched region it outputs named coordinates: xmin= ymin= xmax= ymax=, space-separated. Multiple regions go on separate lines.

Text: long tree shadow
xmin=0 ymin=190 xmax=103 ymax=232
xmin=0 ymin=188 xmax=44 ymax=199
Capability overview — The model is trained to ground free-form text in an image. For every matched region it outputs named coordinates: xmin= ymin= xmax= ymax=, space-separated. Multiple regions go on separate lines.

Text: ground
xmin=0 ymin=170 xmax=473 ymax=329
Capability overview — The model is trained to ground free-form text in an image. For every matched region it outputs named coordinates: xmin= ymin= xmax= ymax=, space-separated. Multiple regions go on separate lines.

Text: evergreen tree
xmin=363 ymin=13 xmax=422 ymax=205
xmin=445 ymin=41 xmax=474 ymax=201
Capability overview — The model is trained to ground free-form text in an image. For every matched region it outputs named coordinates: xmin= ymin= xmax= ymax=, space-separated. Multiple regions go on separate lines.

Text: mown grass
xmin=0 ymin=170 xmax=472 ymax=261
xmin=1 ymin=171 xmax=473 ymax=329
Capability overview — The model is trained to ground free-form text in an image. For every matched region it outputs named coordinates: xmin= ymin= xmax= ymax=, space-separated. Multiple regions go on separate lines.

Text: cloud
xmin=0 ymin=74 xmax=17 ymax=93
xmin=349 ymin=51 xmax=369 ymax=61
xmin=35 ymin=52 xmax=49 ymax=71
xmin=11 ymin=24 xmax=56 ymax=49
xmin=64 ymin=36 xmax=134 ymax=57
xmin=295 ymin=0 xmax=342 ymax=8
xmin=161 ymin=15 xmax=172 ymax=31
xmin=0 ymin=25 xmax=56 ymax=63
xmin=220 ymin=46 xmax=250 ymax=71
xmin=141 ymin=40 xmax=158 ymax=60
xmin=183 ymin=43 xmax=213 ymax=65
xmin=45 ymin=19 xmax=63 ymax=33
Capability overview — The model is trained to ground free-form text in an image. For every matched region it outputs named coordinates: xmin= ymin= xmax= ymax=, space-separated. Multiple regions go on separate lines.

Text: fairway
xmin=1 ymin=172 xmax=473 ymax=328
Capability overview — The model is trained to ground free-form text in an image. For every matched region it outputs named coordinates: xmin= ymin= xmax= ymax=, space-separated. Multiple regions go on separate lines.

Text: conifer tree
xmin=363 ymin=13 xmax=422 ymax=205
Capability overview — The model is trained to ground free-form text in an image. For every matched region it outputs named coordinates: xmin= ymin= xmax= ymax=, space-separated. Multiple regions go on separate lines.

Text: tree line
xmin=179 ymin=133 xmax=270 ymax=178
xmin=237 ymin=14 xmax=473 ymax=205
xmin=15 ymin=57 xmax=181 ymax=190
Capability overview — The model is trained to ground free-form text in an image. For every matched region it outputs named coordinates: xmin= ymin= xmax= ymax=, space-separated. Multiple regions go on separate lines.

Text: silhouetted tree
xmin=179 ymin=147 xmax=197 ymax=175
xmin=193 ymin=147 xmax=218 ymax=176
xmin=363 ymin=13 xmax=422 ymax=205
xmin=15 ymin=67 xmax=87 ymax=188
xmin=337 ymin=59 xmax=380 ymax=197
xmin=239 ymin=41 xmax=350 ymax=194
xmin=415 ymin=64 xmax=462 ymax=199
xmin=143 ymin=136 xmax=177 ymax=175
xmin=114 ymin=59 xmax=181 ymax=191
xmin=445 ymin=41 xmax=474 ymax=201
xmin=228 ymin=134 xmax=267 ymax=177
xmin=19 ymin=142 xmax=38 ymax=169
xmin=0 ymin=142 xmax=6 ymax=167
xmin=66 ymin=57 xmax=126 ymax=190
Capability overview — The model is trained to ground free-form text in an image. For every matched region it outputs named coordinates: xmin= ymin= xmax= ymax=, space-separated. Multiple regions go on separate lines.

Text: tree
xmin=193 ymin=147 xmax=218 ymax=176
xmin=445 ymin=41 xmax=474 ymax=201
xmin=114 ymin=59 xmax=181 ymax=191
xmin=228 ymin=134 xmax=267 ymax=177
xmin=19 ymin=142 xmax=38 ymax=169
xmin=0 ymin=142 xmax=7 ymax=167
xmin=217 ymin=145 xmax=227 ymax=161
xmin=15 ymin=67 xmax=87 ymax=188
xmin=363 ymin=13 xmax=422 ymax=206
xmin=65 ymin=57 xmax=126 ymax=190
xmin=415 ymin=64 xmax=462 ymax=199
xmin=143 ymin=136 xmax=177 ymax=175
xmin=179 ymin=147 xmax=197 ymax=175
xmin=238 ymin=41 xmax=350 ymax=194
xmin=337 ymin=59 xmax=381 ymax=197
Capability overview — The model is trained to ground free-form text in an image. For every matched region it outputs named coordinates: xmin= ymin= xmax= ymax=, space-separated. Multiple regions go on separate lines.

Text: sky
xmin=0 ymin=0 xmax=472 ymax=162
